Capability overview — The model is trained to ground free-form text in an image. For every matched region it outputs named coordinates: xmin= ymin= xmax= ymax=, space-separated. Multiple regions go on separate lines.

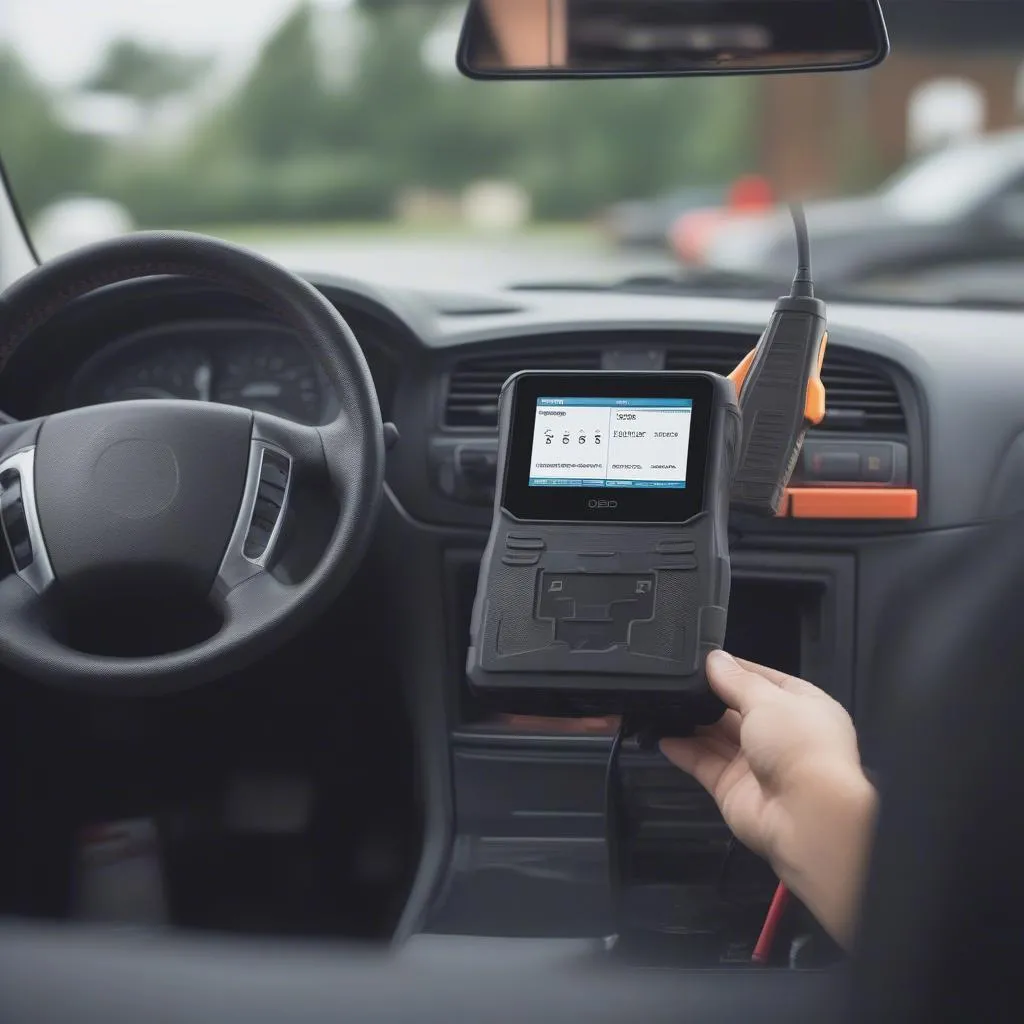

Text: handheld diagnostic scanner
xmin=467 ymin=370 xmax=740 ymax=728
xmin=467 ymin=205 xmax=828 ymax=732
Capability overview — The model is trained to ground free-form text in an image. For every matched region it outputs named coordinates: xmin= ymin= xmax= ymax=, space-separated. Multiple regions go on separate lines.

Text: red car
xmin=669 ymin=174 xmax=776 ymax=264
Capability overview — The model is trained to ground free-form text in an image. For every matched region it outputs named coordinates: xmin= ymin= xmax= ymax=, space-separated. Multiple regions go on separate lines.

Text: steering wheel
xmin=0 ymin=232 xmax=384 ymax=695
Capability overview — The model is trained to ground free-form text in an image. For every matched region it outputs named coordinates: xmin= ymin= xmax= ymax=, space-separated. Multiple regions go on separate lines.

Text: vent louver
xmin=662 ymin=336 xmax=747 ymax=377
xmin=815 ymin=348 xmax=907 ymax=433
xmin=444 ymin=337 xmax=906 ymax=435
xmin=665 ymin=339 xmax=906 ymax=434
xmin=444 ymin=347 xmax=601 ymax=428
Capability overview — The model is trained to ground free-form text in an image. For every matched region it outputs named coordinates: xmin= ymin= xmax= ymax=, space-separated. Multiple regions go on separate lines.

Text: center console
xmin=426 ymin=544 xmax=854 ymax=960
xmin=395 ymin=326 xmax=918 ymax=960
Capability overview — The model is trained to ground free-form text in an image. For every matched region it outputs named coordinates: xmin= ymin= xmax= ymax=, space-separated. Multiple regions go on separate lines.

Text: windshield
xmin=3 ymin=1 xmax=1024 ymax=303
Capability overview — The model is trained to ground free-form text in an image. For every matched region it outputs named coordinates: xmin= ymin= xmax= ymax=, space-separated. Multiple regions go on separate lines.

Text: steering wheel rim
xmin=0 ymin=230 xmax=384 ymax=695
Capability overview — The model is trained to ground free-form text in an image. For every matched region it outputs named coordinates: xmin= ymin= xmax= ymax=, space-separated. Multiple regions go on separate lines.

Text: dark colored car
xmin=603 ymin=186 xmax=726 ymax=248
xmin=702 ymin=129 xmax=1024 ymax=291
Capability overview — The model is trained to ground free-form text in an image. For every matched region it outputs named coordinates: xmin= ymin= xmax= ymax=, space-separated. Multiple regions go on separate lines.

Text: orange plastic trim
xmin=727 ymin=348 xmax=756 ymax=393
xmin=804 ymin=331 xmax=828 ymax=426
xmin=781 ymin=487 xmax=918 ymax=520
xmin=727 ymin=331 xmax=828 ymax=426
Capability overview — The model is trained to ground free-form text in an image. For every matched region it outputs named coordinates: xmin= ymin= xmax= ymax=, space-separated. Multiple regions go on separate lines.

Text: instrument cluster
xmin=68 ymin=321 xmax=326 ymax=424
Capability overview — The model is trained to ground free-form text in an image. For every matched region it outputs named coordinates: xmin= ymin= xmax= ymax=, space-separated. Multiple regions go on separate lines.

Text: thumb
xmin=706 ymin=649 xmax=778 ymax=715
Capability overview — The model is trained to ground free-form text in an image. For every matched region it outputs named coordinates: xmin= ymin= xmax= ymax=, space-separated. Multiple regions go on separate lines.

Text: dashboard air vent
xmin=663 ymin=336 xmax=748 ymax=377
xmin=816 ymin=348 xmax=906 ymax=434
xmin=446 ymin=337 xmax=906 ymax=435
xmin=445 ymin=347 xmax=601 ymax=428
xmin=666 ymin=337 xmax=906 ymax=435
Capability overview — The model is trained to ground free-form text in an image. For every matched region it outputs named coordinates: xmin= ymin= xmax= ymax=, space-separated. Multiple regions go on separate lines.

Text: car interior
xmin=0 ymin=1 xmax=1023 ymax=1021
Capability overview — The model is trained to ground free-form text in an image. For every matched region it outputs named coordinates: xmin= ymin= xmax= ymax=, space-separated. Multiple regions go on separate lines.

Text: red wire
xmin=751 ymin=881 xmax=790 ymax=964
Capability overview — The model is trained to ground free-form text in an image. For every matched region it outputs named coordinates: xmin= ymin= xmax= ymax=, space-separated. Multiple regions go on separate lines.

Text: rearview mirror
xmin=458 ymin=0 xmax=890 ymax=79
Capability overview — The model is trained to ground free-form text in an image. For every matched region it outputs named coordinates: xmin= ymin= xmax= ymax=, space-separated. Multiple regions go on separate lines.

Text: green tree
xmin=77 ymin=0 xmax=760 ymax=227
xmin=227 ymin=3 xmax=326 ymax=161
xmin=0 ymin=49 xmax=101 ymax=221
xmin=85 ymin=39 xmax=212 ymax=103
xmin=351 ymin=8 xmax=444 ymax=162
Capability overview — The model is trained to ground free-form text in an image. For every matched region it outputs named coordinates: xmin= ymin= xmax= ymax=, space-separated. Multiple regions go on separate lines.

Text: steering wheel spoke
xmin=252 ymin=410 xmax=329 ymax=482
xmin=0 ymin=570 xmax=59 ymax=678
xmin=252 ymin=408 xmax=372 ymax=504
xmin=0 ymin=446 xmax=55 ymax=595
xmin=214 ymin=432 xmax=297 ymax=594
xmin=0 ymin=569 xmax=45 ymax=625
xmin=0 ymin=418 xmax=44 ymax=463
xmin=217 ymin=565 xmax=294 ymax=627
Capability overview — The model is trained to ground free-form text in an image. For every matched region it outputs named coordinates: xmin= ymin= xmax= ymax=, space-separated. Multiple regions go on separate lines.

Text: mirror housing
xmin=458 ymin=0 xmax=890 ymax=80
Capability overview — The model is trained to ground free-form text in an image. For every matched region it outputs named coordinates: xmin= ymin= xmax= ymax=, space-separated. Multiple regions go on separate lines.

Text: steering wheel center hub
xmin=34 ymin=400 xmax=253 ymax=595
xmin=93 ymin=437 xmax=180 ymax=518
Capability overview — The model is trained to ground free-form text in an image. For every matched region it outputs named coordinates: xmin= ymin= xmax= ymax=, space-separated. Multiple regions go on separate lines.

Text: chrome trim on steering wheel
xmin=0 ymin=447 xmax=55 ymax=594
xmin=216 ymin=440 xmax=293 ymax=590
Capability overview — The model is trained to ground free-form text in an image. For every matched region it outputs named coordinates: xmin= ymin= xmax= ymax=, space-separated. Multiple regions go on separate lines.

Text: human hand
xmin=660 ymin=650 xmax=877 ymax=948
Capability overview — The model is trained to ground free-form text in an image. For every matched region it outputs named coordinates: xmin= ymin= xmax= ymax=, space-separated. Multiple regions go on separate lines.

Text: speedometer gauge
xmin=91 ymin=347 xmax=212 ymax=403
xmin=67 ymin=322 xmax=326 ymax=425
xmin=215 ymin=336 xmax=322 ymax=423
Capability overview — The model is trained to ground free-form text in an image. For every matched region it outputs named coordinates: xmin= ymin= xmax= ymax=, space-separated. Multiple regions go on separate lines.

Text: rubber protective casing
xmin=731 ymin=295 xmax=827 ymax=516
xmin=467 ymin=371 xmax=740 ymax=727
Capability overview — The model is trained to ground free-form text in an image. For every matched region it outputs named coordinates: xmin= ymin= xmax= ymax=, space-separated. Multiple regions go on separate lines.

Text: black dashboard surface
xmin=0 ymin=924 xmax=844 ymax=1024
xmin=5 ymin=270 xmax=1022 ymax=535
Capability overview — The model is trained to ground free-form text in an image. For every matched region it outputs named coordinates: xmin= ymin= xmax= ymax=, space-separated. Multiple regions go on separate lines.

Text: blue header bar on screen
xmin=536 ymin=397 xmax=692 ymax=408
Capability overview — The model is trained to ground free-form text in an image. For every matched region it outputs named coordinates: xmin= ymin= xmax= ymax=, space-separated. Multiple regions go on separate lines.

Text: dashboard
xmin=3 ymin=268 xmax=1024 ymax=943
xmin=9 ymin=270 xmax=1024 ymax=534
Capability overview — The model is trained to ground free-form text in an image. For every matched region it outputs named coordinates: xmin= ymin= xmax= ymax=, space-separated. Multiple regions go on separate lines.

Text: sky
xmin=2 ymin=0 xmax=352 ymax=86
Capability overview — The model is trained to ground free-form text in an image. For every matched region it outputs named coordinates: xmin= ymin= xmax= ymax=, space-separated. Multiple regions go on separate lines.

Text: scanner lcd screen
xmin=503 ymin=373 xmax=714 ymax=524
xmin=528 ymin=396 xmax=693 ymax=490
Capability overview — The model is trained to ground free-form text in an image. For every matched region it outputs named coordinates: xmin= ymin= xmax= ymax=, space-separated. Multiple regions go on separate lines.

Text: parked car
xmin=668 ymin=174 xmax=775 ymax=263
xmin=602 ymin=185 xmax=725 ymax=248
xmin=691 ymin=129 xmax=1024 ymax=288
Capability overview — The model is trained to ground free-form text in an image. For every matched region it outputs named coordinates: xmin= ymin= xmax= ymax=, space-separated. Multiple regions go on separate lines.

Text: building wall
xmin=760 ymin=54 xmax=1024 ymax=196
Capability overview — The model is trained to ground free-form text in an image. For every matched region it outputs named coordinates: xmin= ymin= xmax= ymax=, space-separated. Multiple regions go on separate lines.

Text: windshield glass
xmin=3 ymin=1 xmax=1024 ymax=303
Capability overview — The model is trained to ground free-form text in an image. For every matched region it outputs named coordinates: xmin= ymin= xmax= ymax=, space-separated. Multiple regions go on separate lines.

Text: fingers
xmin=731 ymin=656 xmax=793 ymax=686
xmin=733 ymin=656 xmax=823 ymax=698
xmin=692 ymin=726 xmax=739 ymax=764
xmin=685 ymin=709 xmax=741 ymax=749
xmin=706 ymin=650 xmax=781 ymax=714
xmin=663 ymin=715 xmax=740 ymax=778
xmin=660 ymin=736 xmax=733 ymax=797
xmin=703 ymin=708 xmax=742 ymax=747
